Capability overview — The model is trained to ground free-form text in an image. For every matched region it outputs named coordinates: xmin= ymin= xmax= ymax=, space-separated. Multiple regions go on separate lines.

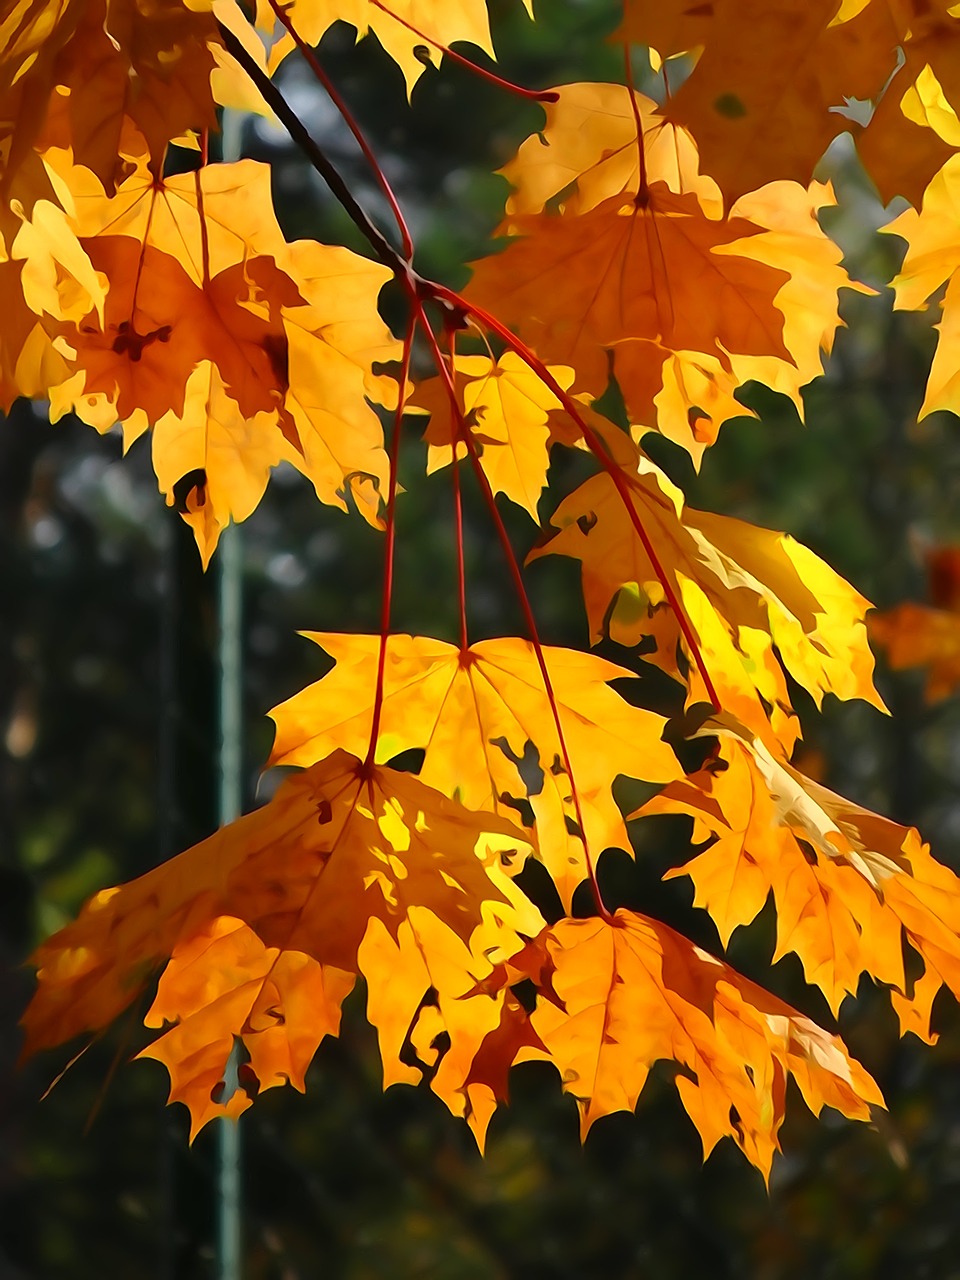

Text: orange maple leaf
xmin=470 ymin=126 xmax=860 ymax=462
xmin=0 ymin=0 xmax=222 ymax=221
xmin=22 ymin=750 xmax=543 ymax=1132
xmin=411 ymin=351 xmax=575 ymax=519
xmin=616 ymin=0 xmax=923 ymax=205
xmin=514 ymin=911 xmax=882 ymax=1180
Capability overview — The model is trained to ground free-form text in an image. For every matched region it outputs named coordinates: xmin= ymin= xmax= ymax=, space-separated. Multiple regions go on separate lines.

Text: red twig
xmin=623 ymin=45 xmax=650 ymax=205
xmin=434 ymin=287 xmax=722 ymax=712
xmin=365 ymin=313 xmax=417 ymax=770
xmin=416 ymin=299 xmax=612 ymax=921
xmin=440 ymin=333 xmax=471 ymax=652
xmin=369 ymin=0 xmax=558 ymax=103
xmin=221 ymin=12 xmax=721 ymax=715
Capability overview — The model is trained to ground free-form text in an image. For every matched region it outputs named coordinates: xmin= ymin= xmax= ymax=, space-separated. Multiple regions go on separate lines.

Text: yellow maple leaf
xmin=258 ymin=0 xmax=526 ymax=95
xmin=886 ymin=155 xmax=960 ymax=418
xmin=528 ymin=440 xmax=883 ymax=750
xmin=499 ymin=81 xmax=718 ymax=219
xmin=516 ymin=911 xmax=882 ymax=1180
xmin=268 ymin=633 xmax=682 ymax=909
xmin=412 ymin=351 xmax=574 ymax=519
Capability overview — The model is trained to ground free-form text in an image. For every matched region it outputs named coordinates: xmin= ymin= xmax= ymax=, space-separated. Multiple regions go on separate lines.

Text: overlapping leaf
xmin=9 ymin=154 xmax=398 ymax=561
xmin=471 ymin=97 xmax=859 ymax=465
xmin=22 ymin=749 xmax=543 ymax=1131
xmin=499 ymin=81 xmax=718 ymax=219
xmin=509 ymin=911 xmax=882 ymax=1179
xmin=412 ymin=351 xmax=574 ymax=518
xmin=0 ymin=0 xmax=223 ymax=220
xmin=528 ymin=436 xmax=883 ymax=752
xmin=616 ymin=0 xmax=958 ymax=206
xmin=268 ymin=633 xmax=681 ymax=908
xmin=638 ymin=716 xmax=960 ymax=1034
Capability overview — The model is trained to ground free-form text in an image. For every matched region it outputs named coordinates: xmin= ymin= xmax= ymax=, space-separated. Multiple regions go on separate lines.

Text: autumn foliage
xmin=11 ymin=0 xmax=960 ymax=1181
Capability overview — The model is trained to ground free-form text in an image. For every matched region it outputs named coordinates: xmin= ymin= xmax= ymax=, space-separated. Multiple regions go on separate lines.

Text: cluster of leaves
xmin=11 ymin=0 xmax=960 ymax=1182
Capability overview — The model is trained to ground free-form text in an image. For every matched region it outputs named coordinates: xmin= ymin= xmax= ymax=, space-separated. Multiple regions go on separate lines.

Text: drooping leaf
xmin=514 ymin=911 xmax=883 ymax=1180
xmin=22 ymin=750 xmax=543 ymax=1131
xmin=637 ymin=715 xmax=960 ymax=1035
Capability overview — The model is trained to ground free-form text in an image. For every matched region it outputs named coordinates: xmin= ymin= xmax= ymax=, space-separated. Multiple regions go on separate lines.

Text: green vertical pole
xmin=217 ymin=519 xmax=243 ymax=1280
xmin=216 ymin=106 xmax=244 ymax=1280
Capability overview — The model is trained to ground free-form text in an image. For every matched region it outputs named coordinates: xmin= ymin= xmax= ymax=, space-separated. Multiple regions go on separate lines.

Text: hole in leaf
xmin=173 ymin=468 xmax=207 ymax=514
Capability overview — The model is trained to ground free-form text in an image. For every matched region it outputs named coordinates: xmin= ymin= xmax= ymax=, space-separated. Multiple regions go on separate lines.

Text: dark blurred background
xmin=4 ymin=2 xmax=960 ymax=1276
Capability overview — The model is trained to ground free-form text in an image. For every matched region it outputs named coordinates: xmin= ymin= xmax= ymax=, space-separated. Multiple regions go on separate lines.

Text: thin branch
xmin=266 ymin=0 xmax=415 ymax=259
xmin=369 ymin=0 xmax=559 ymax=104
xmin=365 ymin=313 xmax=417 ymax=769
xmin=416 ymin=300 xmax=612 ymax=921
xmin=436 ymin=287 xmax=722 ymax=712
xmin=215 ymin=19 xmax=411 ymax=276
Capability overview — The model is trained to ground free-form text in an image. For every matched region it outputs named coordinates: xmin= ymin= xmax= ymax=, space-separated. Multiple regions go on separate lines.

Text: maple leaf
xmin=615 ymin=0 xmax=910 ymax=205
xmin=139 ymin=917 xmax=354 ymax=1137
xmin=528 ymin=439 xmax=883 ymax=752
xmin=467 ymin=186 xmax=792 ymax=392
xmin=22 ymin=750 xmax=543 ymax=1132
xmin=267 ymin=634 xmax=682 ymax=909
xmin=411 ymin=351 xmax=574 ymax=519
xmin=470 ymin=127 xmax=860 ymax=464
xmin=498 ymin=81 xmax=718 ymax=219
xmin=258 ymin=0 xmax=529 ymax=95
xmin=637 ymin=715 xmax=960 ymax=1035
xmin=512 ymin=911 xmax=882 ymax=1179
xmin=11 ymin=155 xmax=398 ymax=560
xmin=0 ymin=0 xmax=222 ymax=213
